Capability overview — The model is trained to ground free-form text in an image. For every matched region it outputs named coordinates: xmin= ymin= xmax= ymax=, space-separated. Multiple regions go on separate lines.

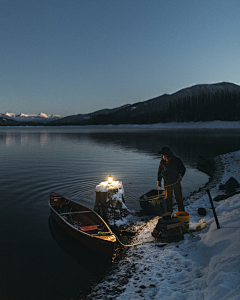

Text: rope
xmin=164 ymin=181 xmax=179 ymax=188
xmin=194 ymin=222 xmax=207 ymax=231
xmin=98 ymin=221 xmax=207 ymax=247
xmin=180 ymin=221 xmax=207 ymax=237
xmin=97 ymin=231 xmax=162 ymax=247
xmin=180 ymin=223 xmax=195 ymax=238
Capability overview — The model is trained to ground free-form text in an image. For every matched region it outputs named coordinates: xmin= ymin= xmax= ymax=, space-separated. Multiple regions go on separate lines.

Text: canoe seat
xmin=79 ymin=225 xmax=99 ymax=232
xmin=50 ymin=198 xmax=66 ymax=206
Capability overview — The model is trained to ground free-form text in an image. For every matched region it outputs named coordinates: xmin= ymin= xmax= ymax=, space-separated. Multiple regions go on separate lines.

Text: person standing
xmin=157 ymin=147 xmax=186 ymax=212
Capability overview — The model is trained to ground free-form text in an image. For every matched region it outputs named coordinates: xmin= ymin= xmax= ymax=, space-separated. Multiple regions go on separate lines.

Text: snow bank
xmin=88 ymin=151 xmax=240 ymax=299
xmin=96 ymin=181 xmax=124 ymax=194
xmin=82 ymin=121 xmax=240 ymax=130
xmin=150 ymin=120 xmax=240 ymax=129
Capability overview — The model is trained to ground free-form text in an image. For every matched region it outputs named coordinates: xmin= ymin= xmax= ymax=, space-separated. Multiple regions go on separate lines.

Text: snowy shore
xmin=88 ymin=150 xmax=240 ymax=300
xmin=2 ymin=120 xmax=240 ymax=130
xmin=73 ymin=120 xmax=240 ymax=130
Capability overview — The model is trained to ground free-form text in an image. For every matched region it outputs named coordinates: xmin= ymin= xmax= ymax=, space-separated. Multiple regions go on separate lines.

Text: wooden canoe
xmin=49 ymin=192 xmax=117 ymax=259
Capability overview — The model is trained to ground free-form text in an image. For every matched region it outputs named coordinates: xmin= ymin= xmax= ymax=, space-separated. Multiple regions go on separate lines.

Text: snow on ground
xmin=149 ymin=121 xmax=240 ymax=129
xmin=88 ymin=151 xmax=240 ymax=300
xmin=85 ymin=121 xmax=240 ymax=130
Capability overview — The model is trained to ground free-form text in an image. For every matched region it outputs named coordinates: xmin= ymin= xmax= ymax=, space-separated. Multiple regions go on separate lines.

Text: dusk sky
xmin=1 ymin=0 xmax=240 ymax=117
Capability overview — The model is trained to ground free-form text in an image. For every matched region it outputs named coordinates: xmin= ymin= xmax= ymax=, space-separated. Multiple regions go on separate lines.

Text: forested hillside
xmin=88 ymin=90 xmax=240 ymax=125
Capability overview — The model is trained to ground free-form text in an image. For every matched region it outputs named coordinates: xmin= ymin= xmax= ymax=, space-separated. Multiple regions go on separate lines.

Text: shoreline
xmin=87 ymin=150 xmax=240 ymax=299
xmin=1 ymin=120 xmax=240 ymax=130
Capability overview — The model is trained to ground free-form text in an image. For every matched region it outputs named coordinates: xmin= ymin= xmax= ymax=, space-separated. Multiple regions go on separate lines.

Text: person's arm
xmin=157 ymin=161 xmax=163 ymax=187
xmin=178 ymin=158 xmax=186 ymax=178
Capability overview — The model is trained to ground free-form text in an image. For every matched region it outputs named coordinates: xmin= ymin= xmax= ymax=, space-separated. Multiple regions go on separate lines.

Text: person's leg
xmin=164 ymin=186 xmax=173 ymax=212
xmin=173 ymin=183 xmax=184 ymax=211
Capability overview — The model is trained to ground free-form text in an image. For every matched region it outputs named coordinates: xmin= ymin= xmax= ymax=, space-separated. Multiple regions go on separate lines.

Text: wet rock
xmin=139 ymin=285 xmax=146 ymax=289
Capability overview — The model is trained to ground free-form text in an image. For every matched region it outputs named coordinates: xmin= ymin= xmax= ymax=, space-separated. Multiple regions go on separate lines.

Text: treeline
xmin=88 ymin=90 xmax=240 ymax=125
xmin=166 ymin=90 xmax=240 ymax=122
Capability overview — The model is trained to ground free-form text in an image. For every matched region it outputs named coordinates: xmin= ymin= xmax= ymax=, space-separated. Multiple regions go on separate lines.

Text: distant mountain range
xmin=1 ymin=82 xmax=240 ymax=126
xmin=0 ymin=112 xmax=61 ymax=124
xmin=5 ymin=112 xmax=61 ymax=119
xmin=49 ymin=82 xmax=240 ymax=125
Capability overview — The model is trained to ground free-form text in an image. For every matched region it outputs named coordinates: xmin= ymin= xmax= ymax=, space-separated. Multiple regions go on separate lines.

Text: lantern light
xmin=108 ymin=175 xmax=113 ymax=184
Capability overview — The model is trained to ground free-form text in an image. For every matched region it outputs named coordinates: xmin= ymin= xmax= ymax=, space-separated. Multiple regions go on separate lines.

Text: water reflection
xmin=0 ymin=127 xmax=240 ymax=300
xmin=81 ymin=129 xmax=240 ymax=164
xmin=1 ymin=128 xmax=240 ymax=164
xmin=48 ymin=216 xmax=111 ymax=276
xmin=40 ymin=133 xmax=48 ymax=146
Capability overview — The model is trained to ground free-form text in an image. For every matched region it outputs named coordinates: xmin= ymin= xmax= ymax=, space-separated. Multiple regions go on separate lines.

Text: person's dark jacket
xmin=158 ymin=155 xmax=186 ymax=185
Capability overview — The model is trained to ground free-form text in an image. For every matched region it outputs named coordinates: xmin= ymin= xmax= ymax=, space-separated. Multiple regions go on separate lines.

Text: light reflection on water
xmin=0 ymin=127 xmax=212 ymax=211
xmin=1 ymin=126 xmax=240 ymax=299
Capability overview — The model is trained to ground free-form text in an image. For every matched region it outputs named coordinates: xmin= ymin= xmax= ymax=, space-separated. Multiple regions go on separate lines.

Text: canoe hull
xmin=49 ymin=194 xmax=117 ymax=259
xmin=139 ymin=189 xmax=167 ymax=216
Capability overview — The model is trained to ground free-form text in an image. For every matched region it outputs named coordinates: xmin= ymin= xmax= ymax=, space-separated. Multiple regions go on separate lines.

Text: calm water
xmin=1 ymin=126 xmax=240 ymax=300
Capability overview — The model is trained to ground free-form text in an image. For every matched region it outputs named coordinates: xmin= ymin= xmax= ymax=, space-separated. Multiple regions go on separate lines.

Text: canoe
xmin=139 ymin=189 xmax=167 ymax=216
xmin=49 ymin=192 xmax=117 ymax=259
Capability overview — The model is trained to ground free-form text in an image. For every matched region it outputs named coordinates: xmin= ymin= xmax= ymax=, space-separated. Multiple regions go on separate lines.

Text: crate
xmin=152 ymin=212 xmax=184 ymax=242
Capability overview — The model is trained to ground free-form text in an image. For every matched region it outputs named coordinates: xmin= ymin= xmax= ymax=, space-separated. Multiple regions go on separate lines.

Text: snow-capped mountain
xmin=4 ymin=112 xmax=16 ymax=118
xmin=2 ymin=112 xmax=61 ymax=123
xmin=5 ymin=112 xmax=61 ymax=118
xmin=2 ymin=82 xmax=240 ymax=126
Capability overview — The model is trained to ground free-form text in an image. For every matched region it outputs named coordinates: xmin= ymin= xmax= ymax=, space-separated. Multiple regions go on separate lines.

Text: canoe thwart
xmin=60 ymin=211 xmax=92 ymax=215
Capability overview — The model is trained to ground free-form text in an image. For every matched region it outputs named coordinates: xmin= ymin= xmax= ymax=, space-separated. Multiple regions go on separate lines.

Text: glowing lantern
xmin=108 ymin=175 xmax=113 ymax=184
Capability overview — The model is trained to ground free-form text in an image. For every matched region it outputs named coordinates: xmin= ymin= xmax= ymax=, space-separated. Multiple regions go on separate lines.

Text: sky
xmin=1 ymin=0 xmax=240 ymax=117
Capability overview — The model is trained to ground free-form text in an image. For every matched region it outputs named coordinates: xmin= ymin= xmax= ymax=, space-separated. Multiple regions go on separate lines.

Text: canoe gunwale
xmin=48 ymin=195 xmax=117 ymax=258
xmin=50 ymin=207 xmax=97 ymax=238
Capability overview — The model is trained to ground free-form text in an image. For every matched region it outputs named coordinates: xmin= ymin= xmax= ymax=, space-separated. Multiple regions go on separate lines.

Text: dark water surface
xmin=1 ymin=126 xmax=240 ymax=299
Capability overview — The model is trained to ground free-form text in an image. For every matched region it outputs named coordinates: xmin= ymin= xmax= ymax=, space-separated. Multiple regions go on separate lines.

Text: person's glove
xmin=177 ymin=176 xmax=182 ymax=183
xmin=157 ymin=181 xmax=161 ymax=188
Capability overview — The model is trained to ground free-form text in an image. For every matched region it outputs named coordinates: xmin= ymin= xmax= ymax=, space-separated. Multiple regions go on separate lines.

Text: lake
xmin=1 ymin=126 xmax=240 ymax=300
